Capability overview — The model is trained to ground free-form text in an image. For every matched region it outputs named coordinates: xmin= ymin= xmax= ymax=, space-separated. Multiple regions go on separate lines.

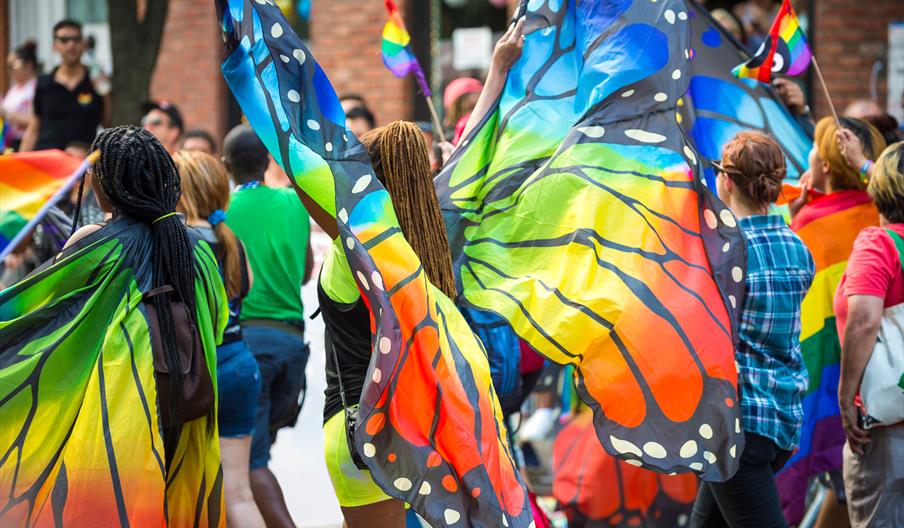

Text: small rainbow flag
xmin=0 ymin=117 xmax=8 ymax=152
xmin=732 ymin=0 xmax=811 ymax=83
xmin=0 ymin=150 xmax=98 ymax=259
xmin=382 ymin=0 xmax=431 ymax=96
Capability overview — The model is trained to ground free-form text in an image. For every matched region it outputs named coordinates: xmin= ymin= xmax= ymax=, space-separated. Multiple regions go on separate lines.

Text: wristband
xmin=860 ymin=160 xmax=873 ymax=184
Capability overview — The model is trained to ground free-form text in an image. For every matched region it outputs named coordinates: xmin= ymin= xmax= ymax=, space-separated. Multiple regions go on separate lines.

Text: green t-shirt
xmin=226 ymin=184 xmax=310 ymax=322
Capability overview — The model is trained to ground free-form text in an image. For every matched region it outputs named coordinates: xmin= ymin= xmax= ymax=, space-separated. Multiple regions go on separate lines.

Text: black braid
xmin=88 ymin=126 xmax=200 ymax=463
xmin=69 ymin=174 xmax=86 ymax=237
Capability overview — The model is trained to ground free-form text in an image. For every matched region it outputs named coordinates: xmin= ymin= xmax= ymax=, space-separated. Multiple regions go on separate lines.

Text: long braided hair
xmin=77 ymin=126 xmax=198 ymax=450
xmin=360 ymin=121 xmax=458 ymax=299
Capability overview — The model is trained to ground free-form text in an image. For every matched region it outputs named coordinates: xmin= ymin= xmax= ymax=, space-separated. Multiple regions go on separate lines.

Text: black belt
xmin=241 ymin=318 xmax=305 ymax=337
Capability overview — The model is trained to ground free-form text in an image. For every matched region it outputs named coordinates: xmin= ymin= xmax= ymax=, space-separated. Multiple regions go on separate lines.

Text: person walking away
xmin=834 ymin=141 xmax=904 ymax=527
xmin=222 ymin=125 xmax=313 ymax=528
xmin=782 ymin=117 xmax=886 ymax=525
xmin=19 ymin=19 xmax=109 ymax=151
xmin=1 ymin=126 xmax=227 ymax=525
xmin=692 ymin=132 xmax=815 ymax=527
xmin=174 ymin=151 xmax=265 ymax=528
xmin=1 ymin=41 xmax=38 ymax=151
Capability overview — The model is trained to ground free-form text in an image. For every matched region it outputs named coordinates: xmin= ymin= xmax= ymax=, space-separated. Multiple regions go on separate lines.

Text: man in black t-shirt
xmin=20 ymin=19 xmax=109 ymax=152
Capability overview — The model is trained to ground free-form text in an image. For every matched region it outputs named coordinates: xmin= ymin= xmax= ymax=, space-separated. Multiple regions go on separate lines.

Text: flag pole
xmin=425 ymin=96 xmax=447 ymax=144
xmin=0 ymin=151 xmax=100 ymax=261
xmin=811 ymin=57 xmax=840 ymax=126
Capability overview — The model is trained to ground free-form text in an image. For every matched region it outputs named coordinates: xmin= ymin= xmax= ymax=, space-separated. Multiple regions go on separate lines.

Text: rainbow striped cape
xmin=777 ymin=190 xmax=879 ymax=523
xmin=0 ymin=218 xmax=228 ymax=526
xmin=0 ymin=151 xmax=83 ymax=256
xmin=732 ymin=0 xmax=811 ymax=83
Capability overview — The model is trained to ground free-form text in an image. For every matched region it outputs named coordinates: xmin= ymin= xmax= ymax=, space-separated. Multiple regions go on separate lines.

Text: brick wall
xmin=811 ymin=0 xmax=904 ymax=119
xmin=150 ymin=0 xmax=227 ymax=143
xmin=309 ymin=0 xmax=411 ymax=125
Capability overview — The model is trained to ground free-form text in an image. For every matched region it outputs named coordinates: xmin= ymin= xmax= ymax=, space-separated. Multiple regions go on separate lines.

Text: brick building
xmin=2 ymin=0 xmax=903 ymax=144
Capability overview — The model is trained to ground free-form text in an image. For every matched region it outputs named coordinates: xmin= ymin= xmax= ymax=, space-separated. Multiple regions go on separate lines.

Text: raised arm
xmin=457 ymin=17 xmax=525 ymax=143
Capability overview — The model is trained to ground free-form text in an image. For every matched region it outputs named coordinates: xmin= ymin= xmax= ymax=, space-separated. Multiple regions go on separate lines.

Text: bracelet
xmin=859 ymin=160 xmax=873 ymax=184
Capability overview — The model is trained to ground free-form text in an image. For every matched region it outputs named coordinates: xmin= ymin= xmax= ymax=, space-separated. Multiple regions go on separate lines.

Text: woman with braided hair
xmin=0 ymin=125 xmax=228 ymax=526
xmin=301 ymin=120 xmax=457 ymax=527
xmin=691 ymin=132 xmax=815 ymax=526
xmin=173 ymin=150 xmax=264 ymax=528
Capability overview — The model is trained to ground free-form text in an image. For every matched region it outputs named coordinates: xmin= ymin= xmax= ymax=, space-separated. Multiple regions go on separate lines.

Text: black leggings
xmin=691 ymin=433 xmax=792 ymax=528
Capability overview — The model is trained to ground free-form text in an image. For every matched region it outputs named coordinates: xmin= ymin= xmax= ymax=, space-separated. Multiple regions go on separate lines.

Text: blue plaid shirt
xmin=737 ymin=215 xmax=815 ymax=450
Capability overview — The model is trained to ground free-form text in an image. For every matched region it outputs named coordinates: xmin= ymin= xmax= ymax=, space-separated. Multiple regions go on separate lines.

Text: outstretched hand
xmin=491 ymin=17 xmax=525 ymax=75
xmin=837 ymin=128 xmax=868 ymax=173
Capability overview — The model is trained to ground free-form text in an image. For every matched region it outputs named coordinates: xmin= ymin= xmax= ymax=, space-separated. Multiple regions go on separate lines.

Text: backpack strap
xmin=885 ymin=229 xmax=904 ymax=276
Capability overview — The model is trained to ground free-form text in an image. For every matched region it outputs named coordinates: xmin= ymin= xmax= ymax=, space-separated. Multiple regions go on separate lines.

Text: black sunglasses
xmin=711 ymin=160 xmax=743 ymax=177
xmin=54 ymin=35 xmax=83 ymax=45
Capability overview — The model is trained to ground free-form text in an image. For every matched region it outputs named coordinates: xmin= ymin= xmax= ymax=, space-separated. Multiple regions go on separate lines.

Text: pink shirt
xmin=1 ymin=78 xmax=36 ymax=140
xmin=834 ymin=224 xmax=904 ymax=342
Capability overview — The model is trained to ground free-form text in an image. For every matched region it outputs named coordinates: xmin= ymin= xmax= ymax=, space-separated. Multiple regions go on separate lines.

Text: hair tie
xmin=208 ymin=209 xmax=227 ymax=226
xmin=152 ymin=212 xmax=178 ymax=224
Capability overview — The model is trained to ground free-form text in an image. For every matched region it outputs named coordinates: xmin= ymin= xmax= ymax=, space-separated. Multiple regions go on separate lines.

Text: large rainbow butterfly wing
xmin=0 ymin=221 xmax=227 ymax=526
xmin=436 ymin=0 xmax=745 ymax=480
xmin=680 ymin=0 xmax=812 ymax=190
xmin=216 ymin=1 xmax=533 ymax=526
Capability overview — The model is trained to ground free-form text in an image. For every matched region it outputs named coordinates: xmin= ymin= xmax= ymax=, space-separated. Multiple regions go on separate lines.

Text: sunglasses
xmin=54 ymin=35 xmax=83 ymax=45
xmin=711 ymin=160 xmax=744 ymax=177
xmin=141 ymin=117 xmax=168 ymax=128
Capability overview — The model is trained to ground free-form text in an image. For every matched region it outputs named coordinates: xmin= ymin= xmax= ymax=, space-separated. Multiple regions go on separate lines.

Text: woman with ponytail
xmin=0 ymin=125 xmax=228 ymax=526
xmin=173 ymin=150 xmax=264 ymax=528
xmin=691 ymin=132 xmax=816 ymax=526
xmin=312 ymin=121 xmax=457 ymax=527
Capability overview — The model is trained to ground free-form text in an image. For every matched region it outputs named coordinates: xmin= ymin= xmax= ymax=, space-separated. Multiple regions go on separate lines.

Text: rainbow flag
xmin=0 ymin=117 xmax=7 ymax=151
xmin=382 ymin=0 xmax=431 ymax=96
xmin=776 ymin=190 xmax=879 ymax=524
xmin=0 ymin=150 xmax=88 ymax=258
xmin=732 ymin=0 xmax=812 ymax=83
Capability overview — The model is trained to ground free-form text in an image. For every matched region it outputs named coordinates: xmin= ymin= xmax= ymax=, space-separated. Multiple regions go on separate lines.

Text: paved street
xmin=269 ymin=229 xmax=344 ymax=528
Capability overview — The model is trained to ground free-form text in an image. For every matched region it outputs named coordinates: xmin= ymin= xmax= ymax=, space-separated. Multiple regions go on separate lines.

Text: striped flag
xmin=381 ymin=0 xmax=431 ymax=96
xmin=732 ymin=0 xmax=812 ymax=83
xmin=0 ymin=150 xmax=92 ymax=258
xmin=777 ymin=190 xmax=880 ymax=523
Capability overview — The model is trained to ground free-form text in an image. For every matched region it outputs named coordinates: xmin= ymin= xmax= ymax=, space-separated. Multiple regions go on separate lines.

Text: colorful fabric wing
xmin=731 ymin=0 xmax=811 ymax=83
xmin=776 ymin=193 xmax=879 ymax=524
xmin=436 ymin=0 xmax=745 ymax=481
xmin=553 ymin=412 xmax=698 ymax=528
xmin=0 ymin=151 xmax=84 ymax=257
xmin=0 ymin=218 xmax=227 ymax=527
xmin=681 ymin=1 xmax=812 ymax=190
xmin=382 ymin=0 xmax=431 ymax=96
xmin=216 ymin=1 xmax=532 ymax=526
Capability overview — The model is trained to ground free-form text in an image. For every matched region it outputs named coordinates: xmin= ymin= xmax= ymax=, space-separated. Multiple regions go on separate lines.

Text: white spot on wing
xmin=372 ymin=368 xmax=382 ymax=383
xmin=643 ymin=442 xmax=667 ymax=459
xmin=610 ymin=435 xmax=642 ymax=457
xmin=579 ymin=126 xmax=605 ymax=138
xmin=345 ymin=237 xmax=355 ymax=250
xmin=270 ymin=23 xmax=283 ymax=38
xmin=683 ymin=145 xmax=697 ymax=165
xmin=444 ymin=509 xmax=461 ymax=524
xmin=287 ymin=90 xmax=300 ymax=103
xmin=394 ymin=478 xmax=412 ymax=491
xmin=293 ymin=48 xmax=306 ymax=64
xmin=625 ymin=129 xmax=667 ymax=143
xmin=664 ymin=9 xmax=676 ymax=23
xmin=363 ymin=443 xmax=376 ymax=457
xmin=621 ymin=89 xmax=635 ymax=98
xmin=680 ymin=440 xmax=698 ymax=458
xmin=699 ymin=424 xmax=713 ymax=439
xmin=379 ymin=336 xmax=391 ymax=354
xmin=704 ymin=209 xmax=718 ymax=229
xmin=654 ymin=92 xmax=668 ymax=102
xmin=732 ymin=266 xmax=743 ymax=283
xmin=672 ymin=69 xmax=682 ymax=80
xmin=372 ymin=271 xmax=384 ymax=290
xmin=419 ymin=481 xmax=431 ymax=495
xmin=720 ymin=209 xmax=737 ymax=227
xmin=307 ymin=119 xmax=320 ymax=130
xmin=356 ymin=270 xmax=370 ymax=290
xmin=352 ymin=174 xmax=371 ymax=193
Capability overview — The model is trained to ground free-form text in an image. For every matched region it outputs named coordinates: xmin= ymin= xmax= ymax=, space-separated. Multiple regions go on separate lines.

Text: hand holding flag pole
xmin=732 ymin=0 xmax=840 ymax=125
xmin=381 ymin=0 xmax=447 ymax=143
